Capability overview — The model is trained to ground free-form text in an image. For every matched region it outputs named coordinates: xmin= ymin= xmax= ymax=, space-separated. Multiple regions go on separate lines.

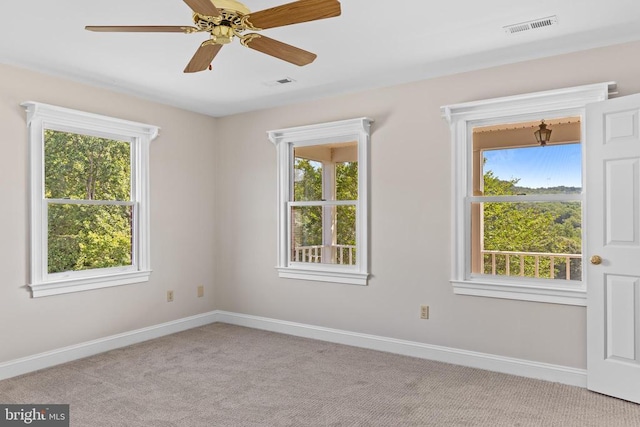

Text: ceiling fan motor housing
xmin=211 ymin=0 xmax=250 ymax=15
xmin=193 ymin=4 xmax=250 ymax=45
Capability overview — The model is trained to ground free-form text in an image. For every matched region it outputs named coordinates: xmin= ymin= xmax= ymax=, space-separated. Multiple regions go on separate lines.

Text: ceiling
xmin=2 ymin=0 xmax=639 ymax=117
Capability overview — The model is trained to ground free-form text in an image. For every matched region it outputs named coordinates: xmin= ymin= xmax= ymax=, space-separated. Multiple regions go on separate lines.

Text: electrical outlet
xmin=420 ymin=305 xmax=429 ymax=319
xmin=167 ymin=290 xmax=174 ymax=302
xmin=197 ymin=285 xmax=204 ymax=298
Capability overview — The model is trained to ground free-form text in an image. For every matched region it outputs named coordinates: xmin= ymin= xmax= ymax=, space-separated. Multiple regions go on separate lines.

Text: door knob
xmin=590 ymin=255 xmax=602 ymax=265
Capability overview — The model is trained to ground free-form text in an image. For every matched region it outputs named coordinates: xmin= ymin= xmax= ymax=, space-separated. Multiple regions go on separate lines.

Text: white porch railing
xmin=481 ymin=250 xmax=582 ymax=280
xmin=293 ymin=245 xmax=356 ymax=265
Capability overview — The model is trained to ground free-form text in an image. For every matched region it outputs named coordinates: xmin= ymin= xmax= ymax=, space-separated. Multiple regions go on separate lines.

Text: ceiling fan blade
xmin=86 ymin=26 xmax=198 ymax=33
xmin=183 ymin=0 xmax=220 ymax=17
xmin=244 ymin=35 xmax=317 ymax=66
xmin=184 ymin=42 xmax=223 ymax=73
xmin=245 ymin=0 xmax=341 ymax=30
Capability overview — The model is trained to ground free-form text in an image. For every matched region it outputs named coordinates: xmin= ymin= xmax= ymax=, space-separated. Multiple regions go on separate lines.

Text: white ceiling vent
xmin=263 ymin=77 xmax=297 ymax=87
xmin=504 ymin=16 xmax=558 ymax=35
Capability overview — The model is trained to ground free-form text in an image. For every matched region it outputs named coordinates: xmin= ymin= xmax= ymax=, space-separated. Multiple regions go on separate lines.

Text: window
xmin=441 ymin=82 xmax=614 ymax=305
xmin=269 ymin=118 xmax=372 ymax=285
xmin=472 ymin=120 xmax=583 ymax=280
xmin=23 ymin=102 xmax=159 ymax=297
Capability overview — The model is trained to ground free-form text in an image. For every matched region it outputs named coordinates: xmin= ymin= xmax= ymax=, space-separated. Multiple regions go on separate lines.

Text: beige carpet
xmin=1 ymin=323 xmax=639 ymax=426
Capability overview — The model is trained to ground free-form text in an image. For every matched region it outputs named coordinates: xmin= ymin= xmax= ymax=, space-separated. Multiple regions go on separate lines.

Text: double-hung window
xmin=269 ymin=117 xmax=372 ymax=285
xmin=472 ymin=120 xmax=583 ymax=280
xmin=441 ymin=82 xmax=614 ymax=305
xmin=23 ymin=102 xmax=159 ymax=297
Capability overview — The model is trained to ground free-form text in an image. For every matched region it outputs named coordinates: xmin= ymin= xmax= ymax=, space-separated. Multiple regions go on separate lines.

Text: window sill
xmin=29 ymin=270 xmax=151 ymax=298
xmin=277 ymin=266 xmax=368 ymax=286
xmin=451 ymin=278 xmax=586 ymax=306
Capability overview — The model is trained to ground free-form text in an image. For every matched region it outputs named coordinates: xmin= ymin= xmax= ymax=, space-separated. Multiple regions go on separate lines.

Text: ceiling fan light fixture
xmin=211 ymin=24 xmax=234 ymax=43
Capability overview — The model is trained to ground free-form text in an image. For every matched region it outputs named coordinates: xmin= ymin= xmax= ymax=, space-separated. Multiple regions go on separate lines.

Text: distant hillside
xmin=513 ymin=185 xmax=582 ymax=195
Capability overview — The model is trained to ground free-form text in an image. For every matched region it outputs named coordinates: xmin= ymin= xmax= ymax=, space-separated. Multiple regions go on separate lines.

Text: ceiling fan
xmin=86 ymin=0 xmax=341 ymax=73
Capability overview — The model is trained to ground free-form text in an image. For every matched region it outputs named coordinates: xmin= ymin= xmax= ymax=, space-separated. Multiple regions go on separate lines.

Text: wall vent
xmin=504 ymin=16 xmax=558 ymax=35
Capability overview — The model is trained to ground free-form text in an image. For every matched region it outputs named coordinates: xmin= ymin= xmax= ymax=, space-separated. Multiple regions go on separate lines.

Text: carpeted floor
xmin=1 ymin=323 xmax=639 ymax=426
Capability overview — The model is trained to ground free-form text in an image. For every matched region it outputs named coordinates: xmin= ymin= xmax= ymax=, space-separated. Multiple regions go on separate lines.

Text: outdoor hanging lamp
xmin=535 ymin=120 xmax=552 ymax=146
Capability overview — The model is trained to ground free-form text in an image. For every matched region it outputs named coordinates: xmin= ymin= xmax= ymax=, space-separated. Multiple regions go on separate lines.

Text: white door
xmin=586 ymin=93 xmax=640 ymax=403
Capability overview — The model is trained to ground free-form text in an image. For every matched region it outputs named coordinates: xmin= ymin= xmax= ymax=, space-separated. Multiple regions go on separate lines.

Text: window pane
xmin=291 ymin=205 xmax=323 ymax=262
xmin=471 ymin=201 xmax=582 ymax=280
xmin=293 ymin=141 xmax=358 ymax=202
xmin=336 ymin=162 xmax=358 ymax=201
xmin=293 ymin=158 xmax=323 ymax=201
xmin=336 ymin=205 xmax=357 ymax=265
xmin=45 ymin=130 xmax=131 ymax=201
xmin=482 ymin=144 xmax=582 ymax=195
xmin=291 ymin=205 xmax=356 ymax=265
xmin=48 ymin=204 xmax=133 ymax=274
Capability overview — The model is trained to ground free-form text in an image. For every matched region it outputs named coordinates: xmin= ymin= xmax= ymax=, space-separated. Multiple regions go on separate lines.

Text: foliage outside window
xmin=292 ymin=154 xmax=358 ymax=265
xmin=46 ymin=131 xmax=133 ymax=274
xmin=475 ymin=142 xmax=582 ymax=282
xmin=23 ymin=102 xmax=159 ymax=297
xmin=441 ymin=82 xmax=613 ymax=305
xmin=269 ymin=118 xmax=372 ymax=285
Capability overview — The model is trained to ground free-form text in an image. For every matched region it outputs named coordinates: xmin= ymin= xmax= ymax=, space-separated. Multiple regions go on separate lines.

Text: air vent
xmin=263 ymin=77 xmax=297 ymax=87
xmin=504 ymin=16 xmax=558 ymax=35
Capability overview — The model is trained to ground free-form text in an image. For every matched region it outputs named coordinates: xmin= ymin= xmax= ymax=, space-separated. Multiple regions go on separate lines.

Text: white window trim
xmin=269 ymin=117 xmax=373 ymax=286
xmin=441 ymin=82 xmax=616 ymax=306
xmin=22 ymin=101 xmax=159 ymax=298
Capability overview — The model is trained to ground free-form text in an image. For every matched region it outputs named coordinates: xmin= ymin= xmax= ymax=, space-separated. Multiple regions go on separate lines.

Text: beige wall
xmin=0 ymin=64 xmax=217 ymax=363
xmin=4 ymin=40 xmax=640 ymax=370
xmin=213 ymin=40 xmax=640 ymax=370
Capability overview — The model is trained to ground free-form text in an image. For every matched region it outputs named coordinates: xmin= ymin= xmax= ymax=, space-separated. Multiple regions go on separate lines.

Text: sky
xmin=482 ymin=143 xmax=582 ymax=188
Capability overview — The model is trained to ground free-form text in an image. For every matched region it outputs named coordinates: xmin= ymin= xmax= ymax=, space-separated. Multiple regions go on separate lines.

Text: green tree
xmin=336 ymin=161 xmax=358 ymax=247
xmin=45 ymin=130 xmax=132 ymax=273
xmin=293 ymin=158 xmax=323 ymax=247
xmin=482 ymin=170 xmax=582 ymax=280
xmin=292 ymin=158 xmax=358 ymax=263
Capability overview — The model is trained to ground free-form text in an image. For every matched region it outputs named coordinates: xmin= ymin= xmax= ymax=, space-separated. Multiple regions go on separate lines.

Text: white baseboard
xmin=0 ymin=311 xmax=219 ymax=381
xmin=215 ymin=311 xmax=588 ymax=388
xmin=0 ymin=310 xmax=587 ymax=388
